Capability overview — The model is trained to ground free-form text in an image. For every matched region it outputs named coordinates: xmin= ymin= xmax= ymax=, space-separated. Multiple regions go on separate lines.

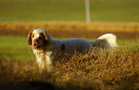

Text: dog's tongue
xmin=33 ymin=44 xmax=38 ymax=49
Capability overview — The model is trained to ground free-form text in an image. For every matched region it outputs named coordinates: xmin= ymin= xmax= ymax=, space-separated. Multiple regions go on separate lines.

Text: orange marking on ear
xmin=42 ymin=32 xmax=49 ymax=40
xmin=39 ymin=33 xmax=44 ymax=40
xmin=31 ymin=34 xmax=34 ymax=40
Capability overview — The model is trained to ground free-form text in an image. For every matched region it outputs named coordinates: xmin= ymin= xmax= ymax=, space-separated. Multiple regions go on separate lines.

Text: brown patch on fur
xmin=42 ymin=31 xmax=52 ymax=47
xmin=61 ymin=44 xmax=65 ymax=52
xmin=42 ymin=31 xmax=49 ymax=41
xmin=39 ymin=33 xmax=45 ymax=40
xmin=35 ymin=31 xmax=51 ymax=50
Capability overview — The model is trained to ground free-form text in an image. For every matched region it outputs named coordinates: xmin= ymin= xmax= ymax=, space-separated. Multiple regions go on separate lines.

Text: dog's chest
xmin=33 ymin=50 xmax=52 ymax=60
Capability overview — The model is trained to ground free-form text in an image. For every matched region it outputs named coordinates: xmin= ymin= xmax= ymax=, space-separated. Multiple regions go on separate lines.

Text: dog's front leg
xmin=45 ymin=52 xmax=53 ymax=72
xmin=35 ymin=53 xmax=46 ymax=71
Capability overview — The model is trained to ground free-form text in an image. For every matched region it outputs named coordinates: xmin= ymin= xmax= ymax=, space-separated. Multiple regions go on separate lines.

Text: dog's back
xmin=51 ymin=38 xmax=91 ymax=54
xmin=51 ymin=33 xmax=118 ymax=55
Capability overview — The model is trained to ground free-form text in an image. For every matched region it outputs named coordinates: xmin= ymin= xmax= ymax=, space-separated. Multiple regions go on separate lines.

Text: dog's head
xmin=28 ymin=28 xmax=52 ymax=49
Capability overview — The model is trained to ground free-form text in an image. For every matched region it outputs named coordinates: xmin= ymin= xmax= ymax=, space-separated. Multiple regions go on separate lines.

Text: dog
xmin=28 ymin=28 xmax=118 ymax=71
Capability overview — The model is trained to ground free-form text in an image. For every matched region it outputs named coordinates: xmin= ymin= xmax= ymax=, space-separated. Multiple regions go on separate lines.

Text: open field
xmin=0 ymin=36 xmax=34 ymax=61
xmin=0 ymin=36 xmax=139 ymax=90
xmin=0 ymin=0 xmax=139 ymax=22
xmin=0 ymin=0 xmax=139 ymax=89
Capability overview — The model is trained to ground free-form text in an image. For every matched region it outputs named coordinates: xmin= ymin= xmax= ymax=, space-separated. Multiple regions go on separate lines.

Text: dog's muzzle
xmin=33 ymin=39 xmax=38 ymax=49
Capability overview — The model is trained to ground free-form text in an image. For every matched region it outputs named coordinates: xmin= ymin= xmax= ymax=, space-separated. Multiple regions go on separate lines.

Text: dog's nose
xmin=33 ymin=39 xmax=37 ymax=44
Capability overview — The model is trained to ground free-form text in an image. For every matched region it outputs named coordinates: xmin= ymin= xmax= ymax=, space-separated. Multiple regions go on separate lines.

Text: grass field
xmin=0 ymin=36 xmax=34 ymax=61
xmin=0 ymin=0 xmax=139 ymax=89
xmin=0 ymin=0 xmax=139 ymax=22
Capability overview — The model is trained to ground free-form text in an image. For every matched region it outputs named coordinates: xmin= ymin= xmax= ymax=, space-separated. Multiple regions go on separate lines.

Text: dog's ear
xmin=28 ymin=30 xmax=33 ymax=45
xmin=42 ymin=31 xmax=52 ymax=41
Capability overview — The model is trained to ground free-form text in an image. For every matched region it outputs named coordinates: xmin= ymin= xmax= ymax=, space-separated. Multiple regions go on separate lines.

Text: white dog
xmin=28 ymin=28 xmax=118 ymax=71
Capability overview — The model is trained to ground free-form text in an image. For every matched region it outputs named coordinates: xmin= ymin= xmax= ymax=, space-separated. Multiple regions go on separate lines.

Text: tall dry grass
xmin=0 ymin=44 xmax=139 ymax=90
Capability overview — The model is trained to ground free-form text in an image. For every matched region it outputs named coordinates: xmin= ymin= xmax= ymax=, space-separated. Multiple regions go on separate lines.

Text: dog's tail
xmin=91 ymin=33 xmax=118 ymax=50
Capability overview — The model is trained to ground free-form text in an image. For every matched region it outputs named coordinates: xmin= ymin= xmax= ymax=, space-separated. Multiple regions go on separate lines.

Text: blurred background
xmin=0 ymin=0 xmax=139 ymax=39
xmin=0 ymin=0 xmax=139 ymax=60
xmin=0 ymin=0 xmax=139 ymax=22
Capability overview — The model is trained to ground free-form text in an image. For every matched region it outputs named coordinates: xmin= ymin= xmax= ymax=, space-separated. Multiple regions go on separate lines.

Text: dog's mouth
xmin=33 ymin=43 xmax=38 ymax=49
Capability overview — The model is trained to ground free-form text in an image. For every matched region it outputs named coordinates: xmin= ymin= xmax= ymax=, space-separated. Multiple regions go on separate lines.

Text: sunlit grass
xmin=0 ymin=36 xmax=34 ymax=60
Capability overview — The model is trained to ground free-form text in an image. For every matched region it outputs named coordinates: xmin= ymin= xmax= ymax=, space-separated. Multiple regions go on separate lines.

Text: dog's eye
xmin=39 ymin=36 xmax=42 ymax=39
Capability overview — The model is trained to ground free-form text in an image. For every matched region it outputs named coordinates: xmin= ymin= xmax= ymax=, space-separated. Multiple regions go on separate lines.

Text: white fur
xmin=33 ymin=49 xmax=53 ymax=71
xmin=98 ymin=33 xmax=118 ymax=49
xmin=28 ymin=28 xmax=118 ymax=71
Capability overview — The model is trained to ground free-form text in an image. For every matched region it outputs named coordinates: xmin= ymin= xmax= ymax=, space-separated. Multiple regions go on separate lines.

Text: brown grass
xmin=0 ymin=22 xmax=139 ymax=39
xmin=0 ymin=22 xmax=139 ymax=32
xmin=0 ymin=45 xmax=139 ymax=90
